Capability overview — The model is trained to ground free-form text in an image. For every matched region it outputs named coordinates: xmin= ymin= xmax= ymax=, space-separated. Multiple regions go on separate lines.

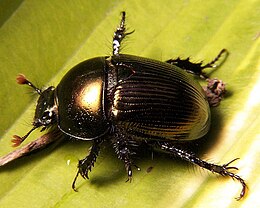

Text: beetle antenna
xmin=11 ymin=126 xmax=38 ymax=147
xmin=16 ymin=74 xmax=42 ymax=95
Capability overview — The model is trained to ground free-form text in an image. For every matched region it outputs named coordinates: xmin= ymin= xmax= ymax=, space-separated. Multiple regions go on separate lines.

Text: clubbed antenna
xmin=12 ymin=126 xmax=38 ymax=147
xmin=16 ymin=74 xmax=42 ymax=95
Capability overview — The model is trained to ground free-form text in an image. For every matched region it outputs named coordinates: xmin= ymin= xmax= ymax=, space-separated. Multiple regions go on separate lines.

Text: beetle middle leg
xmin=112 ymin=126 xmax=140 ymax=182
xmin=72 ymin=139 xmax=103 ymax=191
xmin=152 ymin=141 xmax=246 ymax=200
xmin=166 ymin=49 xmax=228 ymax=78
xmin=113 ymin=11 xmax=134 ymax=55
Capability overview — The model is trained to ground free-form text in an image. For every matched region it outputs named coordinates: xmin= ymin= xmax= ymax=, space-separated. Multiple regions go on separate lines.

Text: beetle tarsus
xmin=212 ymin=158 xmax=247 ymax=201
xmin=112 ymin=126 xmax=139 ymax=182
xmin=201 ymin=49 xmax=229 ymax=70
xmin=113 ymin=11 xmax=134 ymax=55
xmin=125 ymin=168 xmax=133 ymax=182
xmin=113 ymin=141 xmax=134 ymax=181
xmin=125 ymin=164 xmax=141 ymax=182
xmin=154 ymin=141 xmax=246 ymax=200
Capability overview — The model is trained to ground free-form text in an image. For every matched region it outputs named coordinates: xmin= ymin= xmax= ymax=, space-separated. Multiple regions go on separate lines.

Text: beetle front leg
xmin=113 ymin=11 xmax=134 ymax=55
xmin=72 ymin=139 xmax=103 ymax=191
xmin=166 ymin=49 xmax=228 ymax=78
xmin=153 ymin=141 xmax=246 ymax=200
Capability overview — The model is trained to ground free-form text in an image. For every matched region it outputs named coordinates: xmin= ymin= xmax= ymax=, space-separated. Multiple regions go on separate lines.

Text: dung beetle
xmin=0 ymin=12 xmax=246 ymax=200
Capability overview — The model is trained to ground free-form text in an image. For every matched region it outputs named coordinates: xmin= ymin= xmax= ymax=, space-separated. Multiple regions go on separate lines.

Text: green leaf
xmin=0 ymin=0 xmax=259 ymax=207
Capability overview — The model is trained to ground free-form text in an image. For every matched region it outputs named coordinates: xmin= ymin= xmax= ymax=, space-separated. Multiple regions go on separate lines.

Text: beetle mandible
xmin=0 ymin=12 xmax=246 ymax=200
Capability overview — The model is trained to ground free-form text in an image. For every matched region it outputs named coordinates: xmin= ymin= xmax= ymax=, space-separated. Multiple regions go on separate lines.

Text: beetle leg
xmin=199 ymin=49 xmax=229 ymax=71
xmin=113 ymin=11 xmax=134 ymax=55
xmin=166 ymin=49 xmax=228 ymax=79
xmin=112 ymin=127 xmax=139 ymax=182
xmin=154 ymin=141 xmax=246 ymax=200
xmin=72 ymin=139 xmax=103 ymax=191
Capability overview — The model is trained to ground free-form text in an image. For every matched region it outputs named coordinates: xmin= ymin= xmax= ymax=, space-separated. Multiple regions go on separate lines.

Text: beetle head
xmin=33 ymin=86 xmax=57 ymax=128
xmin=12 ymin=74 xmax=57 ymax=147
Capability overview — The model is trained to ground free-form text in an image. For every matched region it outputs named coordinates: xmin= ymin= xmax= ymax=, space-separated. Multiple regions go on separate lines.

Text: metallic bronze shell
xmin=111 ymin=55 xmax=210 ymax=141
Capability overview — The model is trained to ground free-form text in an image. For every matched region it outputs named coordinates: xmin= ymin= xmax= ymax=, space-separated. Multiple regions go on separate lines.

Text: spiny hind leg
xmin=151 ymin=141 xmax=246 ymax=200
xmin=166 ymin=49 xmax=228 ymax=78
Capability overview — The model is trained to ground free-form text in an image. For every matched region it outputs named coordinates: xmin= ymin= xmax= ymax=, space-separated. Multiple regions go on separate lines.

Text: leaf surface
xmin=0 ymin=1 xmax=259 ymax=207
